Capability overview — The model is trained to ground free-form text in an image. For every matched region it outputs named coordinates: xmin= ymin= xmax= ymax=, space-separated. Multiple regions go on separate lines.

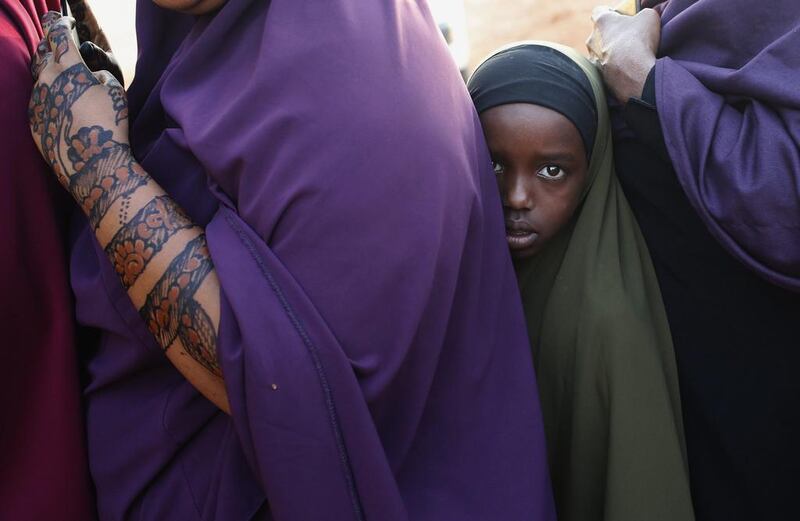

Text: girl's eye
xmin=537 ymin=165 xmax=566 ymax=181
xmin=492 ymin=161 xmax=505 ymax=176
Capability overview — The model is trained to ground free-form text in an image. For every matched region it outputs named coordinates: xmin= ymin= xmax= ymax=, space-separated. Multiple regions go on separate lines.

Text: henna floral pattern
xmin=179 ymin=299 xmax=221 ymax=376
xmin=67 ymin=125 xmax=114 ymax=169
xmin=31 ymin=39 xmax=50 ymax=78
xmin=140 ymin=235 xmax=220 ymax=374
xmin=28 ymin=63 xmax=97 ymax=187
xmin=48 ymin=24 xmax=70 ymax=64
xmin=30 ymin=21 xmax=220 ymax=377
xmin=67 ymin=125 xmax=148 ymax=228
xmin=105 ymin=196 xmax=193 ymax=288
xmin=108 ymin=83 xmax=128 ymax=125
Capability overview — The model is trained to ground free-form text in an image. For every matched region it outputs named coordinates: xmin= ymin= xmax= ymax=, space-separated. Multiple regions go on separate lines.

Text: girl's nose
xmin=503 ymin=172 xmax=532 ymax=211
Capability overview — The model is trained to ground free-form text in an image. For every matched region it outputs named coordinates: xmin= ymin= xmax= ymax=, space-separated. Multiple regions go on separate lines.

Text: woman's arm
xmin=31 ymin=13 xmax=230 ymax=413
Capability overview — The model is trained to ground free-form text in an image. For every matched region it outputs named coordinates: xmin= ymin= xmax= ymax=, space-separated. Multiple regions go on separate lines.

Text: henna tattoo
xmin=117 ymin=196 xmax=131 ymax=225
xmin=30 ymin=65 xmax=138 ymax=227
xmin=108 ymin=83 xmax=128 ymax=125
xmin=31 ymin=39 xmax=50 ymax=78
xmin=28 ymin=63 xmax=98 ymax=187
xmin=29 ymin=59 xmax=131 ymax=209
xmin=30 ymin=22 xmax=220 ymax=378
xmin=40 ymin=12 xmax=61 ymax=40
xmin=140 ymin=235 xmax=219 ymax=374
xmin=49 ymin=25 xmax=70 ymax=64
xmin=105 ymin=196 xmax=193 ymax=288
xmin=179 ymin=299 xmax=222 ymax=376
xmin=67 ymin=126 xmax=148 ymax=228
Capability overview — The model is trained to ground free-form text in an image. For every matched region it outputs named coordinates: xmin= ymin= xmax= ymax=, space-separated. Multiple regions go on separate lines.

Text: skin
xmin=30 ymin=14 xmax=230 ymax=413
xmin=480 ymin=103 xmax=589 ymax=259
xmin=587 ymin=7 xmax=661 ymax=104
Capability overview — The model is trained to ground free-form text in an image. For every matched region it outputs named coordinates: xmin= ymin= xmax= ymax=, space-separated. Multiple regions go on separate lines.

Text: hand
xmin=29 ymin=12 xmax=143 ymax=227
xmin=586 ymin=6 xmax=661 ymax=104
xmin=80 ymin=41 xmax=125 ymax=87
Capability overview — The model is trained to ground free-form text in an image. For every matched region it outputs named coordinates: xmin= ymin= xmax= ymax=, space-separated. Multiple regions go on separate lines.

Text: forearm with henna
xmin=30 ymin=15 xmax=229 ymax=412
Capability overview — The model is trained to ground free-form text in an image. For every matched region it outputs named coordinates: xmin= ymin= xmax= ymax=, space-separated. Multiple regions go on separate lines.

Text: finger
xmin=92 ymin=69 xmax=122 ymax=90
xmin=591 ymin=5 xmax=614 ymax=23
xmin=41 ymin=11 xmax=61 ymax=35
xmin=47 ymin=18 xmax=81 ymax=67
xmin=586 ymin=33 xmax=608 ymax=67
xmin=587 ymin=55 xmax=602 ymax=69
xmin=31 ymin=49 xmax=53 ymax=80
xmin=31 ymin=37 xmax=52 ymax=79
xmin=101 ymin=51 xmax=126 ymax=88
xmin=593 ymin=7 xmax=626 ymax=33
xmin=28 ymin=82 xmax=49 ymax=140
xmin=81 ymin=42 xmax=125 ymax=86
xmin=635 ymin=8 xmax=662 ymax=49
xmin=636 ymin=7 xmax=662 ymax=31
xmin=36 ymin=37 xmax=50 ymax=60
xmin=586 ymin=30 xmax=599 ymax=55
xmin=80 ymin=41 xmax=108 ymax=70
xmin=637 ymin=7 xmax=662 ymax=22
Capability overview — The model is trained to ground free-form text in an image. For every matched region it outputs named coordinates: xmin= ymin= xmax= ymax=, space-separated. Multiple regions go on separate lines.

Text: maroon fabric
xmin=0 ymin=1 xmax=95 ymax=519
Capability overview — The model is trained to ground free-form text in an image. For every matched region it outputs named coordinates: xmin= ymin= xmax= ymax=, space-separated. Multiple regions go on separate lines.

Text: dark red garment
xmin=0 ymin=1 xmax=95 ymax=519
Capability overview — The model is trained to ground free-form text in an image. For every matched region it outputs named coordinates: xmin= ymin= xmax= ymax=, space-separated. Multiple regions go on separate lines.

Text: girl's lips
xmin=505 ymin=223 xmax=539 ymax=251
xmin=506 ymin=230 xmax=539 ymax=250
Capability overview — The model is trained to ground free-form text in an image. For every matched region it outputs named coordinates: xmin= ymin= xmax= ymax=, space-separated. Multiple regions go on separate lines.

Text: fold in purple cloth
xmin=71 ymin=0 xmax=555 ymax=518
xmin=652 ymin=0 xmax=800 ymax=290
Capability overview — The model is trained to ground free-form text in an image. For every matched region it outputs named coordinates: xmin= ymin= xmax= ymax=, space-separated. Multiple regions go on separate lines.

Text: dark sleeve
xmin=622 ymin=67 xmax=671 ymax=162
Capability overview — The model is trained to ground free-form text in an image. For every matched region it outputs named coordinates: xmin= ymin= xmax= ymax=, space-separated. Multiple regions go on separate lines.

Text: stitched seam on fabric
xmin=223 ymin=212 xmax=364 ymax=521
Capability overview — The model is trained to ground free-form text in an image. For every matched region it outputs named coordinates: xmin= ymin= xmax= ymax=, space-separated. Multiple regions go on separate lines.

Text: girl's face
xmin=152 ymin=0 xmax=227 ymax=14
xmin=480 ymin=103 xmax=589 ymax=259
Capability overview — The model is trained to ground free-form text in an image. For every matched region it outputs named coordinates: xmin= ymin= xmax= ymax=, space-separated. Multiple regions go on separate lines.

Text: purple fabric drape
xmin=72 ymin=0 xmax=555 ymax=519
xmin=650 ymin=0 xmax=800 ymax=290
xmin=0 ymin=1 xmax=95 ymax=519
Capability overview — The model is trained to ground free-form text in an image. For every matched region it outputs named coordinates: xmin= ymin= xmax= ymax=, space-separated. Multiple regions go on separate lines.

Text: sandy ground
xmin=92 ymin=0 xmax=602 ymax=84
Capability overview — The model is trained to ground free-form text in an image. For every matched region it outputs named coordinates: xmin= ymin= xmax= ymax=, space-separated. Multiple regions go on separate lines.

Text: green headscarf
xmin=470 ymin=42 xmax=695 ymax=521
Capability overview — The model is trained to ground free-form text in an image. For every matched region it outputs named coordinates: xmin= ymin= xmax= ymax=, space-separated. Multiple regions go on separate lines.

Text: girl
xmin=468 ymin=42 xmax=694 ymax=521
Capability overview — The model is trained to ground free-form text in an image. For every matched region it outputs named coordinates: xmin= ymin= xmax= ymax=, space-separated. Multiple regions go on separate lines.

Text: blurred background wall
xmin=90 ymin=1 xmax=137 ymax=84
xmin=91 ymin=0 xmax=597 ymax=86
xmin=464 ymin=0 xmax=594 ymax=70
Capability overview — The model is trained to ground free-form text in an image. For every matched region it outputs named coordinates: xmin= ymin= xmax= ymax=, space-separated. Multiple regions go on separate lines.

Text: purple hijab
xmin=72 ymin=0 xmax=555 ymax=519
xmin=648 ymin=0 xmax=800 ymax=290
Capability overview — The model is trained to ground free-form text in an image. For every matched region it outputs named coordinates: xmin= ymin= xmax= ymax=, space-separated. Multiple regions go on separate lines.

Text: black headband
xmin=468 ymin=44 xmax=598 ymax=159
